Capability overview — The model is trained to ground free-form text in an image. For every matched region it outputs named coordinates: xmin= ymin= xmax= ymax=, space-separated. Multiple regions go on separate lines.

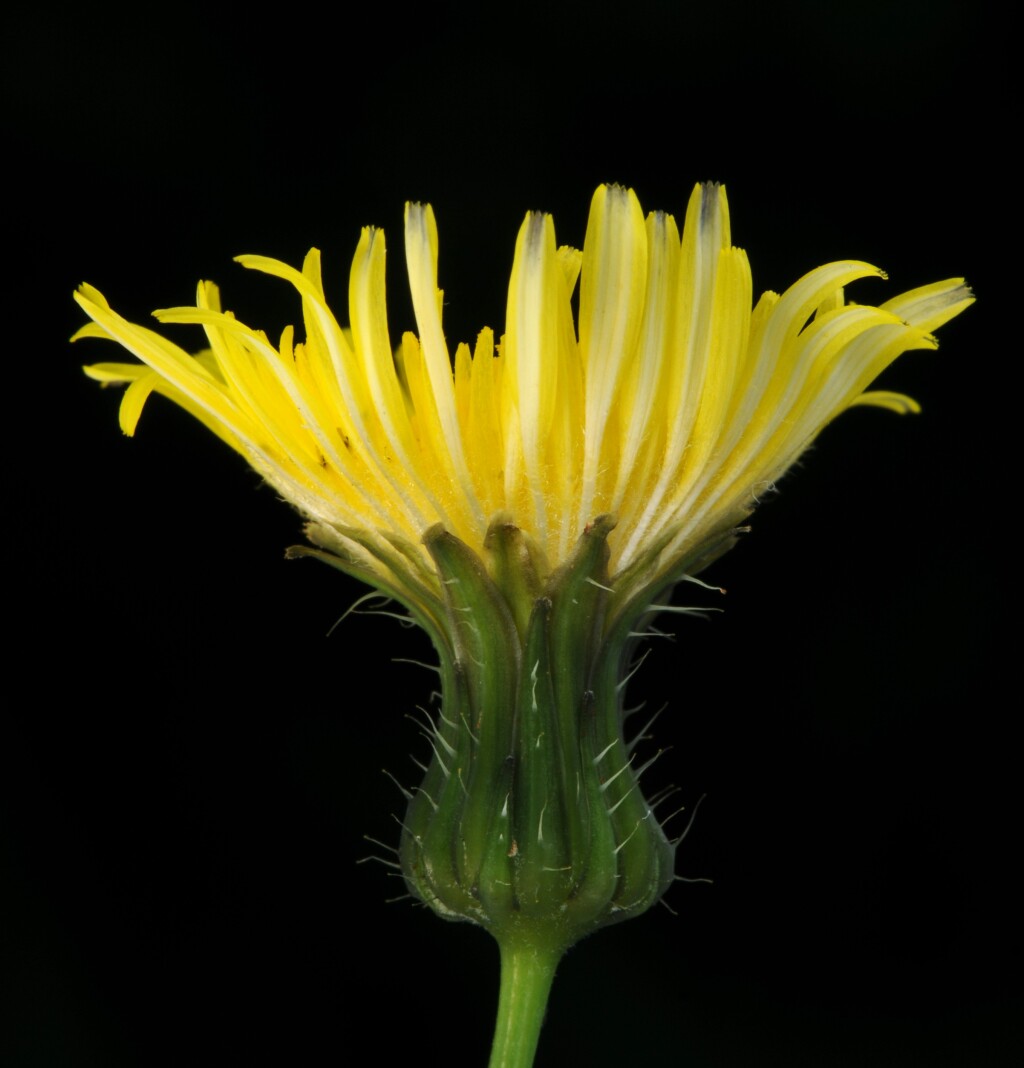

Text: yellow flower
xmin=75 ymin=186 xmax=975 ymax=1057
xmin=76 ymin=183 xmax=972 ymax=621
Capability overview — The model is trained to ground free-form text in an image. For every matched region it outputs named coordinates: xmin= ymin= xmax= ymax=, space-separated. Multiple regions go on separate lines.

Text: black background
xmin=4 ymin=2 xmax=1016 ymax=1065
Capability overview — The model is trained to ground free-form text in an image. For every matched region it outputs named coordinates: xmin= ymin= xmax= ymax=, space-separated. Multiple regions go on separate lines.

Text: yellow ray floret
xmin=76 ymin=184 xmax=973 ymax=600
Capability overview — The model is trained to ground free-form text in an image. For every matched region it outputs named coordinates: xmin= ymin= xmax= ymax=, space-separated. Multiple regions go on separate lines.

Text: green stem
xmin=487 ymin=940 xmax=562 ymax=1068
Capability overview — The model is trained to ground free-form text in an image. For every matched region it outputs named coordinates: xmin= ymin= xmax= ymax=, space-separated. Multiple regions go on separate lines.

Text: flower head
xmin=77 ymin=184 xmax=973 ymax=964
xmin=76 ymin=183 xmax=971 ymax=627
xmin=76 ymin=185 xmax=974 ymax=1063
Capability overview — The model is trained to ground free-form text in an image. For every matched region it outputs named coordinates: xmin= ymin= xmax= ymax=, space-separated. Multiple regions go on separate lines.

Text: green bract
xmin=402 ymin=516 xmax=676 ymax=953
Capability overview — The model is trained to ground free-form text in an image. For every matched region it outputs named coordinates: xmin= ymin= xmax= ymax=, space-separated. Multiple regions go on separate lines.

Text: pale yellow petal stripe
xmin=505 ymin=211 xmax=561 ymax=545
xmin=577 ymin=185 xmax=648 ymax=531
